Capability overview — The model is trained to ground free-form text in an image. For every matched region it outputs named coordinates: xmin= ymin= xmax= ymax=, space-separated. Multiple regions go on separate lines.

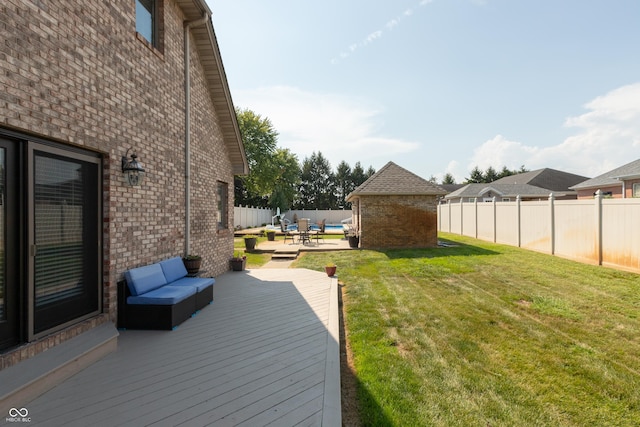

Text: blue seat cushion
xmin=170 ymin=277 xmax=215 ymax=293
xmin=125 ymin=264 xmax=168 ymax=296
xmin=127 ymin=285 xmax=196 ymax=305
xmin=159 ymin=257 xmax=188 ymax=283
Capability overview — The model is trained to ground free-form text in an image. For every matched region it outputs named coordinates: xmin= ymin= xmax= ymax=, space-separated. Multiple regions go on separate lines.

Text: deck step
xmin=0 ymin=322 xmax=118 ymax=414
xmin=272 ymin=249 xmax=299 ymax=259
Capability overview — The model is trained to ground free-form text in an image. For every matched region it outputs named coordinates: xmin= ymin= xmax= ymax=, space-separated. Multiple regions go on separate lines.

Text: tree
xmin=484 ymin=166 xmax=498 ymax=182
xmin=234 ymin=108 xmax=279 ymax=207
xmin=268 ymin=148 xmax=300 ymax=211
xmin=351 ymin=162 xmax=367 ymax=188
xmin=296 ymin=152 xmax=336 ymax=209
xmin=442 ymin=173 xmax=456 ymax=185
xmin=466 ymin=166 xmax=485 ymax=183
xmin=335 ymin=161 xmax=354 ymax=209
xmin=465 ymin=165 xmax=530 ymax=184
xmin=365 ymin=166 xmax=376 ymax=179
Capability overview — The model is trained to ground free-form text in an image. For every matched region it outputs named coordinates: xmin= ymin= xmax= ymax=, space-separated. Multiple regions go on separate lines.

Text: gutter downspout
xmin=184 ymin=13 xmax=209 ymax=256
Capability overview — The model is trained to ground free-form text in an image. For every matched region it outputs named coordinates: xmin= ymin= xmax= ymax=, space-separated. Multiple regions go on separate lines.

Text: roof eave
xmin=178 ymin=0 xmax=249 ymax=176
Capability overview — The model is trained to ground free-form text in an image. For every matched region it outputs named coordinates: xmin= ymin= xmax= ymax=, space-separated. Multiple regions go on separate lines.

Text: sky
xmin=207 ymin=0 xmax=640 ymax=183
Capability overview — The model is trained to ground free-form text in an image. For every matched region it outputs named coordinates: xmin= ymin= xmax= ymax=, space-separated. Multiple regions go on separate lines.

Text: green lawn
xmin=294 ymin=232 xmax=640 ymax=426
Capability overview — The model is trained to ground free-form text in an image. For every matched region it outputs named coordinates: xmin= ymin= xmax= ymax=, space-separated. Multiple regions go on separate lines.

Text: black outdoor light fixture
xmin=121 ymin=148 xmax=145 ymax=186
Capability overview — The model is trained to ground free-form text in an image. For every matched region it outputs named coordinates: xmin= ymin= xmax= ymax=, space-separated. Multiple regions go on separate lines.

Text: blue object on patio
xmin=118 ymin=257 xmax=215 ymax=330
xmin=160 ymin=257 xmax=215 ymax=310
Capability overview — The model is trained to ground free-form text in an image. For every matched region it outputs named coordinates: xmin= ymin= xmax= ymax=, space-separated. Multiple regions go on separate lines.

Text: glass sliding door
xmin=0 ymin=139 xmax=18 ymax=349
xmin=29 ymin=143 xmax=101 ymax=337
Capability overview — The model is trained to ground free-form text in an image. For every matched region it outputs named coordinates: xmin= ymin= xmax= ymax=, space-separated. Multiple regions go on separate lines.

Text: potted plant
xmin=183 ymin=254 xmax=202 ymax=275
xmin=230 ymin=251 xmax=247 ymax=271
xmin=264 ymin=229 xmax=276 ymax=241
xmin=244 ymin=235 xmax=257 ymax=251
xmin=325 ymin=262 xmax=337 ymax=277
xmin=347 ymin=229 xmax=360 ymax=248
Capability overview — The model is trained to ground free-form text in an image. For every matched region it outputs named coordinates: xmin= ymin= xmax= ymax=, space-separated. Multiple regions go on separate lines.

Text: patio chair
xmin=281 ymin=219 xmax=298 ymax=244
xmin=310 ymin=219 xmax=326 ymax=243
xmin=297 ymin=218 xmax=313 ymax=245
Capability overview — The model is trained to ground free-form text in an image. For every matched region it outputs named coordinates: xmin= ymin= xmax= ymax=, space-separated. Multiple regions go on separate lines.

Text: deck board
xmin=23 ymin=269 xmax=340 ymax=426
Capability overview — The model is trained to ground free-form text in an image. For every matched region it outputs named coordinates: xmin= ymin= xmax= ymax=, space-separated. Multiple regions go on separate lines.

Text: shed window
xmin=633 ymin=183 xmax=640 ymax=198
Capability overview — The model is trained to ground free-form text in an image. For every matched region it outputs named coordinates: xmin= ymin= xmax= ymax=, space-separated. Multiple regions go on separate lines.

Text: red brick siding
xmin=624 ymin=179 xmax=640 ymax=198
xmin=359 ymin=195 xmax=439 ymax=248
xmin=0 ymin=0 xmax=236 ymax=366
xmin=576 ymin=185 xmax=622 ymax=199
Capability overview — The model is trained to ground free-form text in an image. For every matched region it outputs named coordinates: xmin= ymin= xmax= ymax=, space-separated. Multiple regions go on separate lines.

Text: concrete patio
xmin=19 ymin=269 xmax=341 ymax=426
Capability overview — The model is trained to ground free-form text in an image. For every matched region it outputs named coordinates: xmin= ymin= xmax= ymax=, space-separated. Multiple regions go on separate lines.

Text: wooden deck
xmin=24 ymin=269 xmax=341 ymax=426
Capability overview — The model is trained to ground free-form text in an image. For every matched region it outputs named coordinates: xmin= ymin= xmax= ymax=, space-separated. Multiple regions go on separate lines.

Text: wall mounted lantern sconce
xmin=121 ymin=149 xmax=145 ymax=186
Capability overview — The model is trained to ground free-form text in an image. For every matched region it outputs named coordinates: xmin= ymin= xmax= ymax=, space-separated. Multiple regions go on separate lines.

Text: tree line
xmin=437 ymin=165 xmax=528 ymax=185
xmin=234 ymin=108 xmax=375 ymax=211
xmin=234 ymin=108 xmax=528 ymax=210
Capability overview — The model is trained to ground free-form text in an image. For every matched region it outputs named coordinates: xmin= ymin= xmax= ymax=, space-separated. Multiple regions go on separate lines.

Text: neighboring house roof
xmin=440 ymin=184 xmax=465 ymax=194
xmin=346 ymin=161 xmax=447 ymax=201
xmin=177 ymin=0 xmax=248 ymax=175
xmin=445 ymin=183 xmax=556 ymax=200
xmin=492 ymin=168 xmax=589 ymax=192
xmin=570 ymin=159 xmax=640 ymax=190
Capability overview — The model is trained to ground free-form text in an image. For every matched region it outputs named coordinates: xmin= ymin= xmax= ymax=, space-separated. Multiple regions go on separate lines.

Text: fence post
xmin=474 ymin=197 xmax=478 ymax=239
xmin=460 ymin=198 xmax=464 ymax=235
xmin=595 ymin=189 xmax=603 ymax=265
xmin=516 ymin=195 xmax=521 ymax=247
xmin=549 ymin=193 xmax=555 ymax=255
xmin=492 ymin=196 xmax=497 ymax=242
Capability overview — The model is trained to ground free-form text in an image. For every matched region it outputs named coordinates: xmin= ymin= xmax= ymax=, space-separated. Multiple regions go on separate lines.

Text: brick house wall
xmin=0 ymin=0 xmax=241 ymax=368
xmin=359 ymin=195 xmax=440 ymax=248
xmin=624 ymin=178 xmax=640 ymax=198
xmin=576 ymin=185 xmax=622 ymax=199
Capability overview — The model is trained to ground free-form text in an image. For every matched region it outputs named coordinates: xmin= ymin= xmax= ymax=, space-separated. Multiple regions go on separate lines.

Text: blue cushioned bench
xmin=117 ymin=257 xmax=215 ymax=330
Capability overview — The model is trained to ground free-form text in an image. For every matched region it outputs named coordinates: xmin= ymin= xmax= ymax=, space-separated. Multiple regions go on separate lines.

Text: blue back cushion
xmin=159 ymin=257 xmax=188 ymax=283
xmin=124 ymin=263 xmax=167 ymax=296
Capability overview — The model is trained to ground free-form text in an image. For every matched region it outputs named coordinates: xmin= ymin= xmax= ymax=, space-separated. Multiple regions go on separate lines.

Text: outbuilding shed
xmin=346 ymin=162 xmax=447 ymax=248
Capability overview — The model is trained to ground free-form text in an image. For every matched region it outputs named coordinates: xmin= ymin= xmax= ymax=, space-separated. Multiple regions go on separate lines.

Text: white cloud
xmin=331 ymin=0 xmax=434 ymax=64
xmin=232 ymin=86 xmax=420 ymax=166
xmin=467 ymin=83 xmax=640 ymax=179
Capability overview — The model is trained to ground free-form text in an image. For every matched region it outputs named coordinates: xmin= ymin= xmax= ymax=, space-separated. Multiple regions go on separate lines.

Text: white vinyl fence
xmin=281 ymin=209 xmax=352 ymax=225
xmin=233 ymin=206 xmax=353 ymax=229
xmin=438 ymin=191 xmax=640 ymax=273
xmin=233 ymin=205 xmax=273 ymax=229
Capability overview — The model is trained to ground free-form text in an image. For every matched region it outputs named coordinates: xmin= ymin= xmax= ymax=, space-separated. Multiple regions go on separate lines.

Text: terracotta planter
xmin=230 ymin=257 xmax=246 ymax=271
xmin=183 ymin=257 xmax=201 ymax=275
xmin=325 ymin=266 xmax=337 ymax=277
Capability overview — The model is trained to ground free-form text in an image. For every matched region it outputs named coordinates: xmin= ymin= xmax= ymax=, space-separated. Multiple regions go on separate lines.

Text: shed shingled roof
xmin=346 ymin=162 xmax=447 ymax=201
